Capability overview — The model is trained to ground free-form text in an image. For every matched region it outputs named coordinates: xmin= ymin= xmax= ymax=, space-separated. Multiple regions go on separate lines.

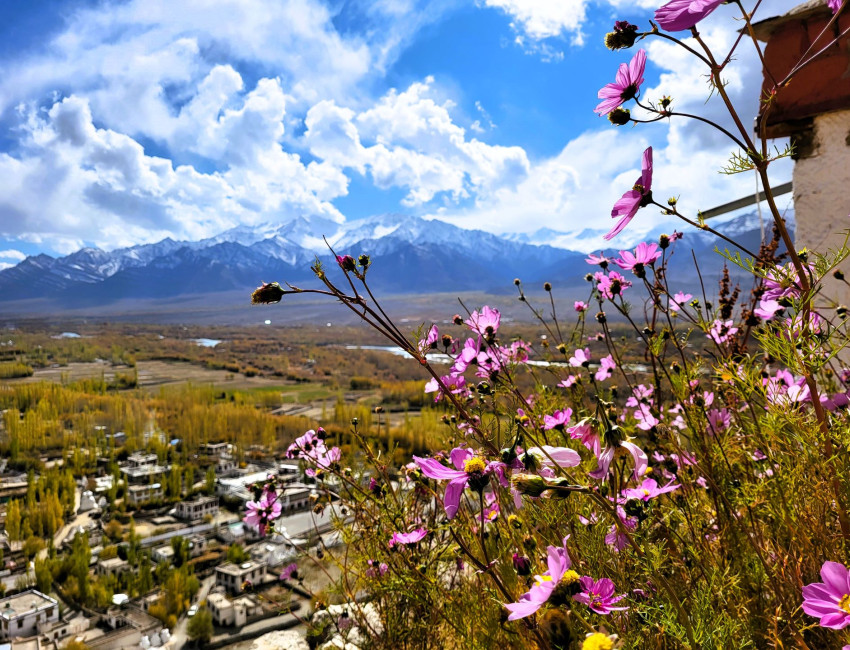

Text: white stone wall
xmin=792 ymin=108 xmax=850 ymax=310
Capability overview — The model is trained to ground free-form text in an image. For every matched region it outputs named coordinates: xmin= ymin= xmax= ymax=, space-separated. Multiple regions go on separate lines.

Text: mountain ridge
xmin=0 ymin=212 xmax=793 ymax=309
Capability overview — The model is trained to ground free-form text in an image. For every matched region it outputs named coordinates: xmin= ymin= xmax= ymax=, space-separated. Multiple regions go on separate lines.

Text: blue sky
xmin=0 ymin=0 xmax=799 ymax=266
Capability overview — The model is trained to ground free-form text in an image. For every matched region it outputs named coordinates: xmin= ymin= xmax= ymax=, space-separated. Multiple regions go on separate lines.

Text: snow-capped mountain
xmin=0 ymin=211 xmax=788 ymax=308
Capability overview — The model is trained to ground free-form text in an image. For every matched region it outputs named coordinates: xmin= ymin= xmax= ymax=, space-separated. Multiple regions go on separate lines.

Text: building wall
xmin=0 ymin=605 xmax=58 ymax=640
xmin=792 ymin=109 xmax=850 ymax=311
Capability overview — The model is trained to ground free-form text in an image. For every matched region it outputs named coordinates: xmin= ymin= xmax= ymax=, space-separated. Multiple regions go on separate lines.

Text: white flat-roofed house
xmin=96 ymin=557 xmax=130 ymax=578
xmin=187 ymin=534 xmax=208 ymax=558
xmin=175 ymin=496 xmax=219 ymax=521
xmin=0 ymin=590 xmax=58 ymax=641
xmin=121 ymin=453 xmax=169 ymax=485
xmin=215 ymin=562 xmax=266 ymax=594
xmin=126 ymin=483 xmax=163 ymax=506
xmin=206 ymin=593 xmax=262 ymax=627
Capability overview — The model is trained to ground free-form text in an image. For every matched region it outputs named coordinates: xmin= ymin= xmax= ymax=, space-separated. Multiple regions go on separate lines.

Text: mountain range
xmin=0 ymin=212 xmax=792 ymax=313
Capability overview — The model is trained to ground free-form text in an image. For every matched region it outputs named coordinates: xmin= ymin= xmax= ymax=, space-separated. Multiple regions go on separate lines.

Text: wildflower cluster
xmin=246 ymin=0 xmax=850 ymax=647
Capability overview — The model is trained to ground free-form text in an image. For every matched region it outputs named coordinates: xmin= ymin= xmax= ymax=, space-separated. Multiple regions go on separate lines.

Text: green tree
xmin=226 ymin=544 xmax=249 ymax=564
xmin=5 ymin=500 xmax=21 ymax=542
xmin=205 ymin=467 xmax=216 ymax=495
xmin=34 ymin=558 xmax=52 ymax=593
xmin=23 ymin=535 xmax=45 ymax=560
xmin=187 ymin=607 xmax=213 ymax=643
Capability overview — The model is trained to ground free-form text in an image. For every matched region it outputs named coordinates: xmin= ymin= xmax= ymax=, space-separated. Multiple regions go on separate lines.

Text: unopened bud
xmin=453 ymin=314 xmax=463 ymax=325
xmin=336 ymin=255 xmax=356 ymax=271
xmin=596 ymin=311 xmax=607 ymax=324
xmin=543 ymin=282 xmax=552 ymax=292
xmin=607 ymin=107 xmax=631 ymax=126
xmin=358 ymin=254 xmax=371 ymax=269
xmin=251 ymin=282 xmax=285 ymax=305
xmin=834 ymin=269 xmax=845 ymax=281
xmin=512 ymin=553 xmax=532 ymax=576
xmin=511 ymin=473 xmax=548 ymax=498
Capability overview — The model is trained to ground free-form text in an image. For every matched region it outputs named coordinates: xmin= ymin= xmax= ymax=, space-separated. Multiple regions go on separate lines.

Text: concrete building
xmin=187 ymin=535 xmax=208 ymax=558
xmin=215 ymin=561 xmax=266 ymax=594
xmin=0 ymin=591 xmax=58 ymax=641
xmin=96 ymin=558 xmax=130 ymax=578
xmin=126 ymin=483 xmax=163 ymax=506
xmin=175 ymin=496 xmax=218 ymax=521
xmin=206 ymin=593 xmax=263 ymax=627
xmin=121 ymin=453 xmax=169 ymax=485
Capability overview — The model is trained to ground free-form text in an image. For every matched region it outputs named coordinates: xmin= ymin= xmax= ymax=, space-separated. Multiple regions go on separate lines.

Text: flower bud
xmin=659 ymin=233 xmax=670 ymax=249
xmin=512 ymin=553 xmax=532 ymax=576
xmin=834 ymin=269 xmax=845 ymax=281
xmin=441 ymin=334 xmax=453 ymax=347
xmin=543 ymin=282 xmax=552 ymax=292
xmin=251 ymin=282 xmax=285 ymax=304
xmin=358 ymin=254 xmax=371 ymax=269
xmin=838 ymin=305 xmax=848 ymax=319
xmin=336 ymin=255 xmax=356 ymax=271
xmin=453 ymin=314 xmax=463 ymax=325
xmin=604 ymin=20 xmax=638 ymax=50
xmin=607 ymin=107 xmax=631 ymax=126
xmin=557 ymin=343 xmax=568 ymax=355
xmin=507 ymin=514 xmax=522 ymax=530
xmin=596 ymin=311 xmax=607 ymax=324
xmin=511 ymin=473 xmax=548 ymax=498
xmin=514 ymin=278 xmax=521 ymax=286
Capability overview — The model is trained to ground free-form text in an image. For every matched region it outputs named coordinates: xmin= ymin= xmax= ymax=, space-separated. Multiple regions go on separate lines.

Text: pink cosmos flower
xmin=802 ymin=561 xmax=850 ymax=629
xmin=569 ymin=348 xmax=591 ymax=367
xmin=669 ymin=291 xmax=693 ymax=312
xmin=604 ymin=507 xmax=637 ymax=552
xmin=568 ymin=418 xmax=601 ymax=456
xmin=625 ymin=384 xmax=654 ymax=408
xmin=623 ymin=478 xmax=680 ymax=502
xmin=286 ymin=430 xmax=322 ymax=459
xmin=753 ymin=299 xmax=783 ymax=320
xmin=655 ymin=0 xmax=724 ymax=32
xmin=466 ymin=306 xmax=501 ymax=337
xmin=595 ymin=270 xmax=633 ymax=299
xmin=244 ymin=489 xmax=282 ymax=536
xmin=590 ymin=432 xmax=648 ymax=482
xmin=413 ymin=448 xmax=495 ymax=519
xmin=389 ymin=528 xmax=428 ymax=548
xmin=559 ymin=375 xmax=578 ymax=388
xmin=524 ymin=445 xmax=582 ymax=476
xmin=573 ymin=577 xmax=629 ymax=615
xmin=633 ymin=403 xmax=659 ymax=431
xmin=595 ymin=355 xmax=616 ymax=381
xmin=595 ymin=49 xmax=646 ymax=116
xmin=574 ymin=301 xmax=588 ymax=312
xmin=280 ymin=563 xmax=298 ymax=580
xmin=504 ymin=537 xmax=574 ymax=620
xmin=424 ymin=373 xmax=467 ymax=402
xmin=606 ymin=147 xmax=652 ymax=240
xmin=418 ymin=324 xmax=439 ymax=355
xmin=543 ymin=409 xmax=573 ymax=430
xmin=614 ymin=242 xmax=662 ymax=271
xmin=829 ymin=0 xmax=843 ymax=13
xmin=586 ymin=253 xmax=610 ymax=268
xmin=707 ymin=408 xmax=731 ymax=434
xmin=365 ymin=560 xmax=389 ymax=578
xmin=707 ymin=319 xmax=738 ymax=345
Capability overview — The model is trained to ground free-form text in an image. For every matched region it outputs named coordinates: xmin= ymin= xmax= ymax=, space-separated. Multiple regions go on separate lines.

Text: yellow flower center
xmin=582 ymin=633 xmax=614 ymax=650
xmin=840 ymin=593 xmax=850 ymax=614
xmin=560 ymin=569 xmax=580 ymax=586
xmin=464 ymin=457 xmax=486 ymax=474
xmin=534 ymin=574 xmax=553 ymax=586
xmin=642 ymin=489 xmax=651 ymax=497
